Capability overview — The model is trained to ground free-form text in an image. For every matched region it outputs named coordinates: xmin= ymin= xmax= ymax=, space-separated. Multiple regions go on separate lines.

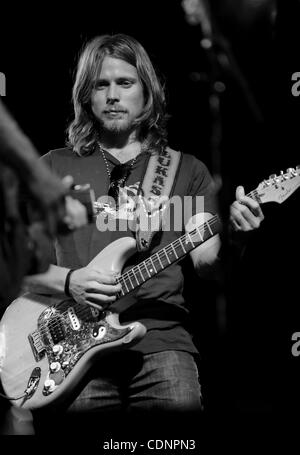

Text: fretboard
xmin=116 ymin=215 xmax=221 ymax=297
xmin=116 ymin=188 xmax=260 ymax=298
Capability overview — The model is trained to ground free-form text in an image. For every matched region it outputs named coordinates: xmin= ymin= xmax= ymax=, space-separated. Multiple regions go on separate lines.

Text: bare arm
xmin=187 ymin=185 xmax=264 ymax=276
xmin=0 ymin=100 xmax=66 ymax=215
xmin=0 ymin=100 xmax=89 ymax=233
xmin=186 ymin=212 xmax=221 ymax=278
xmin=22 ymin=264 xmax=70 ymax=295
xmin=22 ymin=264 xmax=122 ymax=311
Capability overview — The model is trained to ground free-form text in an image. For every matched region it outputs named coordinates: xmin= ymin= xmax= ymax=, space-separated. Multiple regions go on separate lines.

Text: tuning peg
xmin=286 ymin=168 xmax=295 ymax=173
xmin=286 ymin=168 xmax=298 ymax=177
xmin=263 ymin=180 xmax=270 ymax=186
xmin=279 ymin=170 xmax=289 ymax=180
xmin=269 ymin=174 xmax=277 ymax=179
xmin=280 ymin=171 xmax=286 ymax=180
xmin=296 ymin=165 xmax=300 ymax=170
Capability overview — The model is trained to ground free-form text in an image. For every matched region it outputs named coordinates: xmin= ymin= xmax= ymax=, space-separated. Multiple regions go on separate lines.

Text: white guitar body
xmin=0 ymin=237 xmax=146 ymax=410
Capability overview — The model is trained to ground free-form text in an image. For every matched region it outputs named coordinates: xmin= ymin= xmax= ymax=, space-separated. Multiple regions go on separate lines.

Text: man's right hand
xmin=68 ymin=267 xmax=122 ymax=310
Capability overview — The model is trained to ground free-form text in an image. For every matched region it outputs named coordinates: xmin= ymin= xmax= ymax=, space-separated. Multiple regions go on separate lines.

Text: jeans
xmin=68 ymin=350 xmax=202 ymax=414
xmin=34 ymin=350 xmax=203 ymax=435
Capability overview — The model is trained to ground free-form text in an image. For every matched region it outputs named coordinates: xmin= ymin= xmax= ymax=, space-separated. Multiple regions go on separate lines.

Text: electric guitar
xmin=0 ymin=167 xmax=299 ymax=410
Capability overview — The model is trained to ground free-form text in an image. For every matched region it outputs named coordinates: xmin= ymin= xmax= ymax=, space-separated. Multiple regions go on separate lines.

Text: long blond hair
xmin=67 ymin=34 xmax=169 ymax=156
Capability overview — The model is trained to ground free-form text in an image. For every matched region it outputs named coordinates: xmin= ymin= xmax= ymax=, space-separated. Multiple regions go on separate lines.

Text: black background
xmin=1 ymin=0 xmax=300 ymax=444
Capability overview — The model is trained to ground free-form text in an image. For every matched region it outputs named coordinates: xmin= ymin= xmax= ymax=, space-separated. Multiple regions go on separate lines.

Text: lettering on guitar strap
xmin=136 ymin=148 xmax=181 ymax=251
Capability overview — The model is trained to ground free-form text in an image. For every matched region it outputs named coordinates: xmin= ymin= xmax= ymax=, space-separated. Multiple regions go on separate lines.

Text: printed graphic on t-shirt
xmin=95 ymin=181 xmax=171 ymax=234
xmin=96 ymin=182 xmax=140 ymax=221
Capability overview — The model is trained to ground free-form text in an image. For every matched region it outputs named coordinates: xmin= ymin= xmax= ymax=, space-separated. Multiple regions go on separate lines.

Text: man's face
xmin=91 ymin=56 xmax=145 ymax=135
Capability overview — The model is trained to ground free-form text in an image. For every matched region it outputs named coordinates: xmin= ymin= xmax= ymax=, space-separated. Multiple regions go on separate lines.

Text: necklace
xmin=98 ymin=142 xmax=138 ymax=203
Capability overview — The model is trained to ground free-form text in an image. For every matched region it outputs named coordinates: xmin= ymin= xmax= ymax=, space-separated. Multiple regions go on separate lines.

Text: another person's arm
xmin=0 ymin=100 xmax=66 ymax=219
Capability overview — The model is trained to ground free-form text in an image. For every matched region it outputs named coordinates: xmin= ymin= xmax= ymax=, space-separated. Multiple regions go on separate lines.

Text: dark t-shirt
xmin=41 ymin=146 xmax=217 ymax=354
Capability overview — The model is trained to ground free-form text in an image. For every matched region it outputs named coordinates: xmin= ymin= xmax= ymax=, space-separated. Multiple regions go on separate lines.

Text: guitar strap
xmin=135 ymin=147 xmax=182 ymax=252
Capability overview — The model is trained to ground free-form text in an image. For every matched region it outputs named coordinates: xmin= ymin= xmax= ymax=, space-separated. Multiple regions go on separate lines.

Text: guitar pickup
xmin=48 ymin=315 xmax=66 ymax=343
xmin=67 ymin=307 xmax=81 ymax=330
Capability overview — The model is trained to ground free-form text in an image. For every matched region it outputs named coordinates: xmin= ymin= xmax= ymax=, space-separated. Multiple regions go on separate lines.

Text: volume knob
xmin=52 ymin=344 xmax=63 ymax=356
xmin=62 ymin=360 xmax=70 ymax=369
xmin=50 ymin=361 xmax=61 ymax=373
xmin=44 ymin=379 xmax=55 ymax=392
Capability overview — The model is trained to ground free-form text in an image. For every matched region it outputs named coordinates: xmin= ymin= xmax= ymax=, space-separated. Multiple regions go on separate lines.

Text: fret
xmin=127 ymin=273 xmax=134 ymax=289
xmin=149 ymin=256 xmax=157 ymax=273
xmin=119 ymin=285 xmax=125 ymax=296
xmin=123 ymin=278 xmax=130 ymax=293
xmin=179 ymin=238 xmax=187 ymax=254
xmin=250 ymin=190 xmax=260 ymax=203
xmin=188 ymin=233 xmax=195 ymax=248
xmin=171 ymin=243 xmax=178 ymax=259
xmin=156 ymin=253 xmax=164 ymax=269
xmin=163 ymin=249 xmax=171 ymax=264
xmin=137 ymin=264 xmax=146 ymax=282
xmin=113 ymin=215 xmax=222 ymax=301
xmin=248 ymin=190 xmax=256 ymax=200
xmin=143 ymin=259 xmax=151 ymax=275
xmin=196 ymin=227 xmax=204 ymax=242
xmin=206 ymin=221 xmax=213 ymax=236
xmin=116 ymin=276 xmax=125 ymax=295
xmin=115 ymin=216 xmax=222 ymax=299
xmin=132 ymin=268 xmax=140 ymax=286
xmin=143 ymin=261 xmax=152 ymax=278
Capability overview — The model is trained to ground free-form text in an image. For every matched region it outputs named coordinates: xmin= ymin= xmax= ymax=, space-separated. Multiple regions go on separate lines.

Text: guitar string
xmin=29 ymin=176 xmax=300 ymax=342
xmin=34 ymin=189 xmax=259 ymax=338
xmin=34 ymin=187 xmax=259 ymax=339
xmin=117 ymin=187 xmax=258 ymax=286
xmin=119 ymin=216 xmax=220 ymax=286
xmin=34 ymin=215 xmax=221 ymax=339
xmin=34 ymin=186 xmax=260 ymax=339
xmin=2 ymin=210 xmax=217 ymax=402
xmin=0 ymin=182 xmax=289 ymax=403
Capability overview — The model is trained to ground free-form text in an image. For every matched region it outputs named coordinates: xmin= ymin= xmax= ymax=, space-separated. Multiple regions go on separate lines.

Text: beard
xmin=99 ymin=116 xmax=134 ymax=135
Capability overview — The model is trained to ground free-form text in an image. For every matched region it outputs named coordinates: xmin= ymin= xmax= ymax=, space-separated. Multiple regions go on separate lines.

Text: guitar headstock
xmin=255 ymin=166 xmax=300 ymax=204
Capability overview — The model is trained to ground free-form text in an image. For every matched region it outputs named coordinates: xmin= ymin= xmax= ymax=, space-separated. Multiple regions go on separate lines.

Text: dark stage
xmin=0 ymin=0 xmax=300 ymax=448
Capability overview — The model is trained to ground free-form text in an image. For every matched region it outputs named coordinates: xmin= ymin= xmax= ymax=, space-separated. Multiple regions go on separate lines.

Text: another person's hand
xmin=68 ymin=267 xmax=122 ymax=310
xmin=63 ymin=195 xmax=88 ymax=230
xmin=60 ymin=175 xmax=88 ymax=231
xmin=29 ymin=172 xmax=88 ymax=235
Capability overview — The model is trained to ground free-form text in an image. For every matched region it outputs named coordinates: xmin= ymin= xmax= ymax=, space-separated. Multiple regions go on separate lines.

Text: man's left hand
xmin=230 ymin=186 xmax=264 ymax=232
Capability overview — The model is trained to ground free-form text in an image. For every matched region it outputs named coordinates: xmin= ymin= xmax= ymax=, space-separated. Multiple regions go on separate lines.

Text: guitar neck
xmin=116 ymin=188 xmax=261 ymax=298
xmin=117 ymin=215 xmax=221 ymax=297
xmin=247 ymin=189 xmax=260 ymax=202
